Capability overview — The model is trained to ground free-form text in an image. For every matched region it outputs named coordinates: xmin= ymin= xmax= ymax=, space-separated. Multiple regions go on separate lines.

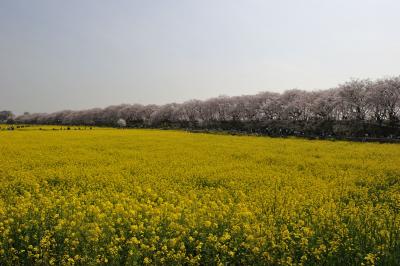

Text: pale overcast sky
xmin=1 ymin=0 xmax=400 ymax=114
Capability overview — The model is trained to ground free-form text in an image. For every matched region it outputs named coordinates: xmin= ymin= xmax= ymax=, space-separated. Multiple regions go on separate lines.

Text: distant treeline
xmin=4 ymin=76 xmax=400 ymax=138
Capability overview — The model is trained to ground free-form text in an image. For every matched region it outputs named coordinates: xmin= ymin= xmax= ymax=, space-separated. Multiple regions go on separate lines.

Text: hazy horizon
xmin=1 ymin=0 xmax=400 ymax=114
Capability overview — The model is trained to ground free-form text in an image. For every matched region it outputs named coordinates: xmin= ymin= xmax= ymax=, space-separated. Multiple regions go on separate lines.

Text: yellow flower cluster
xmin=0 ymin=127 xmax=399 ymax=265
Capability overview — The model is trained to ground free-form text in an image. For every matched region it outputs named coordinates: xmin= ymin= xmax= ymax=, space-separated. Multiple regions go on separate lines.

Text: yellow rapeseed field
xmin=0 ymin=126 xmax=399 ymax=265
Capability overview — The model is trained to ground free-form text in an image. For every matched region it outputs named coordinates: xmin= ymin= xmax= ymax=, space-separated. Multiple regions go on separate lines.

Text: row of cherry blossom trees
xmin=13 ymin=76 xmax=400 ymax=137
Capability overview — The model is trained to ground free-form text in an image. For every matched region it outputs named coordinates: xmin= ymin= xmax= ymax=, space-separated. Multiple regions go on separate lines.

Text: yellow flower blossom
xmin=0 ymin=127 xmax=399 ymax=264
